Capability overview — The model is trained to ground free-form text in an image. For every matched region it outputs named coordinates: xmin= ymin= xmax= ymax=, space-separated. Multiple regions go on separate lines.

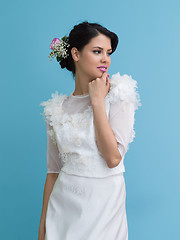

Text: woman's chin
xmin=88 ymin=70 xmax=104 ymax=81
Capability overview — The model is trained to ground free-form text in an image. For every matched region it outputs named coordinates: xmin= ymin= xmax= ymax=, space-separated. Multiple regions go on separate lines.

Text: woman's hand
xmin=88 ymin=72 xmax=111 ymax=104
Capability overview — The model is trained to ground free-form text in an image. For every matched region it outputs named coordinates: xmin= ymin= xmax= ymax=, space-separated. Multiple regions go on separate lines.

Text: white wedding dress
xmin=40 ymin=72 xmax=141 ymax=240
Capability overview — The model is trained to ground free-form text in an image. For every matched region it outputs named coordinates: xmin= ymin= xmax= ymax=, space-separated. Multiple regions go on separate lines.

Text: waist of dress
xmin=59 ymin=152 xmax=125 ymax=178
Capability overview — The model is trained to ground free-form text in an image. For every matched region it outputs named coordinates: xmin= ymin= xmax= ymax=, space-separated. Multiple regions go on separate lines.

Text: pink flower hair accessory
xmin=49 ymin=35 xmax=70 ymax=62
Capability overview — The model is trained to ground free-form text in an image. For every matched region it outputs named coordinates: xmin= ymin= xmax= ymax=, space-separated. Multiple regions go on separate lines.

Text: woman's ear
xmin=71 ymin=47 xmax=79 ymax=62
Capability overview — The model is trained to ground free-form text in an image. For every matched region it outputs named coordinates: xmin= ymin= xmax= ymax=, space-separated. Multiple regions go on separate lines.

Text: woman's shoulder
xmin=40 ymin=91 xmax=68 ymax=125
xmin=40 ymin=91 xmax=67 ymax=106
xmin=107 ymin=72 xmax=142 ymax=110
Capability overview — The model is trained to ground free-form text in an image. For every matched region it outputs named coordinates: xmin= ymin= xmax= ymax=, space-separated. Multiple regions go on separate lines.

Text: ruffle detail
xmin=47 ymin=129 xmax=57 ymax=145
xmin=40 ymin=91 xmax=68 ymax=127
xmin=108 ymin=72 xmax=142 ymax=110
xmin=127 ymin=128 xmax=136 ymax=152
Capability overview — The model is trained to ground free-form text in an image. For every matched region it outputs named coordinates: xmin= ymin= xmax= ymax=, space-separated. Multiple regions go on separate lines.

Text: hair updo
xmin=60 ymin=21 xmax=119 ymax=78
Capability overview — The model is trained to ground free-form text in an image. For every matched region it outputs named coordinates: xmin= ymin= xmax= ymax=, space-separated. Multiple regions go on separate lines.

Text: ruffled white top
xmin=40 ymin=72 xmax=142 ymax=178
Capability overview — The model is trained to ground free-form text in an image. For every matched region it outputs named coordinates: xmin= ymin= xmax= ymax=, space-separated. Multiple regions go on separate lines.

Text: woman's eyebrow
xmin=93 ymin=46 xmax=112 ymax=51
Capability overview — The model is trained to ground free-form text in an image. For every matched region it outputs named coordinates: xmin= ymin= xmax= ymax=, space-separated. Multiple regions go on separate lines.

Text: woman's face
xmin=73 ymin=34 xmax=112 ymax=79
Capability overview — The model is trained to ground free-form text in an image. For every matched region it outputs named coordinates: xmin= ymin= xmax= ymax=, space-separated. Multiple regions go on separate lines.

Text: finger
xmin=106 ymin=77 xmax=110 ymax=85
xmin=106 ymin=77 xmax=111 ymax=86
xmin=106 ymin=74 xmax=110 ymax=83
xmin=102 ymin=72 xmax=109 ymax=82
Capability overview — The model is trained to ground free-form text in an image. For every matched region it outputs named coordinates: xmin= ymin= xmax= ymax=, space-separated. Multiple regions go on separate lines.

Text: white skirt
xmin=45 ymin=170 xmax=128 ymax=240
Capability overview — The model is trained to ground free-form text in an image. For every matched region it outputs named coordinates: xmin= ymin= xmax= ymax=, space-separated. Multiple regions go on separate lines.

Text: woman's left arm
xmin=91 ymin=99 xmax=122 ymax=168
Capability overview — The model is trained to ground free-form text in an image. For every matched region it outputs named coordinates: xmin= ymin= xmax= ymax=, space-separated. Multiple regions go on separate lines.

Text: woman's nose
xmin=101 ymin=53 xmax=109 ymax=63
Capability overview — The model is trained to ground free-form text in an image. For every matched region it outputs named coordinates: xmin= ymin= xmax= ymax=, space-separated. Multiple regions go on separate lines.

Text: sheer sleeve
xmin=109 ymin=100 xmax=135 ymax=159
xmin=108 ymin=72 xmax=142 ymax=159
xmin=46 ymin=121 xmax=62 ymax=173
xmin=40 ymin=94 xmax=65 ymax=174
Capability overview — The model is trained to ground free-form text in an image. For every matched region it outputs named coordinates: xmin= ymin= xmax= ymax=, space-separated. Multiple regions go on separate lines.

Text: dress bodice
xmin=40 ymin=72 xmax=142 ymax=178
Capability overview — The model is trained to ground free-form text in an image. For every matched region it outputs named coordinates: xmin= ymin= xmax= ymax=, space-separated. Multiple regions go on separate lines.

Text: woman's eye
xmin=93 ymin=50 xmax=101 ymax=54
xmin=93 ymin=50 xmax=112 ymax=56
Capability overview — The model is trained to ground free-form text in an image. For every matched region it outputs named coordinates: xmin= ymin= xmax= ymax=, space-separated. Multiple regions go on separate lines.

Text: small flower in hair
xmin=50 ymin=38 xmax=61 ymax=50
xmin=49 ymin=35 xmax=70 ymax=62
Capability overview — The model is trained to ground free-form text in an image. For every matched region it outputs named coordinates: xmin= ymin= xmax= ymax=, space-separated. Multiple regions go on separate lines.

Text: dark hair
xmin=60 ymin=21 xmax=119 ymax=78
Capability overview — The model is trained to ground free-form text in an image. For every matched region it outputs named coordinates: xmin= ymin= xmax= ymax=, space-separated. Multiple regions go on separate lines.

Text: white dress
xmin=40 ymin=72 xmax=141 ymax=240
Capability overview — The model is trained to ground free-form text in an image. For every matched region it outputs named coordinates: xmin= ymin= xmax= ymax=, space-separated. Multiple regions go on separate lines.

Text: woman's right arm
xmin=38 ymin=118 xmax=62 ymax=239
xmin=38 ymin=173 xmax=59 ymax=240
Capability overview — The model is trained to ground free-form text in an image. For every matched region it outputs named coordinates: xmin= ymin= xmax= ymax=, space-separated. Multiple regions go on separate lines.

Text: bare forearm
xmin=91 ymin=100 xmax=122 ymax=168
xmin=39 ymin=173 xmax=59 ymax=225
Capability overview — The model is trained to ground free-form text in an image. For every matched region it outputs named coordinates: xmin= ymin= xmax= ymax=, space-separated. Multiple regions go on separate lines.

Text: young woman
xmin=38 ymin=21 xmax=141 ymax=240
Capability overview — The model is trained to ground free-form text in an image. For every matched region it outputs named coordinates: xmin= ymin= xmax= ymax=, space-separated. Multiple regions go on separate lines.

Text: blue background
xmin=1 ymin=0 xmax=179 ymax=239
